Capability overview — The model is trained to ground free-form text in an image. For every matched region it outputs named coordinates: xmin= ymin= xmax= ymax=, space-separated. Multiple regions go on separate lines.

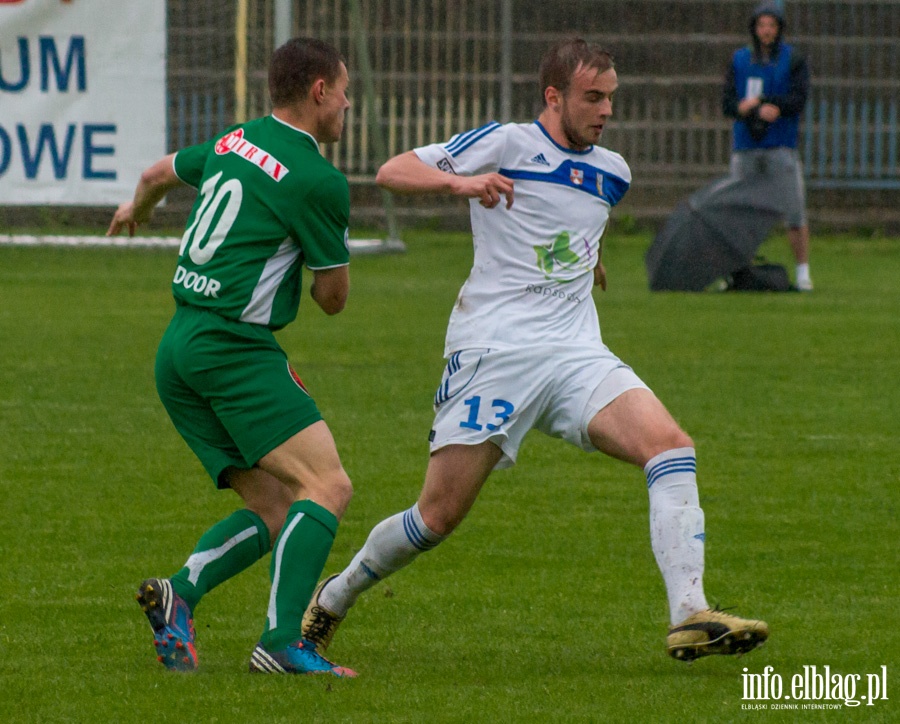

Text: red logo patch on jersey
xmin=570 ymin=168 xmax=584 ymax=186
xmin=287 ymin=363 xmax=310 ymax=395
xmin=214 ymin=128 xmax=290 ymax=182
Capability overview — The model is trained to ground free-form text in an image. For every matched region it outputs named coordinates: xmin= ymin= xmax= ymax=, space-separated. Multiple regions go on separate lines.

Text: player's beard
xmin=560 ymin=109 xmax=599 ymax=150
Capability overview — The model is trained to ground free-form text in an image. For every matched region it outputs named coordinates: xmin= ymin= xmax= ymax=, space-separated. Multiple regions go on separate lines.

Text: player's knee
xmin=670 ymin=429 xmax=693 ymax=450
xmin=639 ymin=426 xmax=693 ymax=466
xmin=309 ymin=467 xmax=353 ymax=518
xmin=658 ymin=427 xmax=692 ymax=454
xmin=281 ymin=464 xmax=352 ymax=509
xmin=418 ymin=504 xmax=462 ymax=538
xmin=330 ymin=469 xmax=354 ymax=508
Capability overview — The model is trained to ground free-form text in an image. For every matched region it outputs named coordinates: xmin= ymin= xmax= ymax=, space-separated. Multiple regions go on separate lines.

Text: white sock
xmin=320 ymin=503 xmax=445 ymax=617
xmin=796 ymin=262 xmax=811 ymax=283
xmin=644 ymin=447 xmax=710 ymax=625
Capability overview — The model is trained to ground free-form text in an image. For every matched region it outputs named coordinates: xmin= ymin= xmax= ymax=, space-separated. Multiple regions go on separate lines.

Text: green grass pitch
xmin=0 ymin=230 xmax=897 ymax=722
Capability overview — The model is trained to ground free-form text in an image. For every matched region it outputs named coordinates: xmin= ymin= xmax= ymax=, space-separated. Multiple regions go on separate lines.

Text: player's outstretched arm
xmin=107 ymin=153 xmax=182 ymax=237
xmin=376 ymin=150 xmax=514 ymax=209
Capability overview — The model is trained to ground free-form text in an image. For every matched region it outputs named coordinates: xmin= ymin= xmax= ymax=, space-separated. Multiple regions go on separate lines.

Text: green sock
xmin=170 ymin=509 xmax=270 ymax=611
xmin=260 ymin=499 xmax=338 ymax=650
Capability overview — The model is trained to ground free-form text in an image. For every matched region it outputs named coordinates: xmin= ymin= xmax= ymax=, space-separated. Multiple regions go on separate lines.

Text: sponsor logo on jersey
xmin=596 ymin=173 xmax=605 ymax=197
xmin=214 ymin=128 xmax=289 ymax=182
xmin=533 ymin=231 xmax=592 ymax=281
xmin=524 ymin=283 xmax=583 ymax=305
xmin=173 ymin=264 xmax=222 ymax=297
xmin=570 ymin=168 xmax=584 ymax=185
xmin=437 ymin=157 xmax=456 ymax=174
xmin=529 ymin=153 xmax=550 ymax=166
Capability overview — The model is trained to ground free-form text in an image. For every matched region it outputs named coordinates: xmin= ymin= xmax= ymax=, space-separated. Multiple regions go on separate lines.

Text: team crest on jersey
xmin=215 ymin=128 xmax=290 ymax=182
xmin=570 ymin=168 xmax=584 ymax=185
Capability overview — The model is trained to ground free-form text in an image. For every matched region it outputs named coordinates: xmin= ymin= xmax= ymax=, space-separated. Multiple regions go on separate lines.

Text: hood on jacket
xmin=749 ymin=1 xmax=785 ymax=56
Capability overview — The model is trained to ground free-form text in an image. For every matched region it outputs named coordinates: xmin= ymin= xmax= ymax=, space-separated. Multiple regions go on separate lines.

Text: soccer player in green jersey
xmin=107 ymin=38 xmax=357 ymax=677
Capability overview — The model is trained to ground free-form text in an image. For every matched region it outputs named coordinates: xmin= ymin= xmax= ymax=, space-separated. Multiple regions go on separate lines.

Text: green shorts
xmin=155 ymin=304 xmax=322 ymax=487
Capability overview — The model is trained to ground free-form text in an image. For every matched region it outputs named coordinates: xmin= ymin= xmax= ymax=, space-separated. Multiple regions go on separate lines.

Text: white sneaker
xmin=796 ymin=277 xmax=814 ymax=291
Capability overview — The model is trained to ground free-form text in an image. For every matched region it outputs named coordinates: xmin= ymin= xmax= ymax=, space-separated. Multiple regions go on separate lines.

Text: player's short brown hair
xmin=538 ymin=38 xmax=614 ymax=104
xmin=269 ymin=37 xmax=345 ymax=107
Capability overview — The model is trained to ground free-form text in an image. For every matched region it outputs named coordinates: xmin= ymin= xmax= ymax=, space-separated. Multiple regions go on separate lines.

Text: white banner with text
xmin=0 ymin=0 xmax=166 ymax=205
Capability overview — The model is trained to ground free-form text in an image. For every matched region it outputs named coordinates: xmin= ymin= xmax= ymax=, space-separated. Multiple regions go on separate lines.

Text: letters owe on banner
xmin=0 ymin=0 xmax=166 ymax=204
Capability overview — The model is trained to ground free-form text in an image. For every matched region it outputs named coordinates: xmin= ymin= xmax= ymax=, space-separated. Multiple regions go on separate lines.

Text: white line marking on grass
xmin=0 ymin=234 xmax=180 ymax=248
xmin=0 ymin=235 xmax=405 ymax=254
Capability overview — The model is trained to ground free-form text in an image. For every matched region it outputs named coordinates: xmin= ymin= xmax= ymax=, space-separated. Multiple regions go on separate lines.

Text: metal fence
xmin=166 ymin=0 xmax=900 ymax=217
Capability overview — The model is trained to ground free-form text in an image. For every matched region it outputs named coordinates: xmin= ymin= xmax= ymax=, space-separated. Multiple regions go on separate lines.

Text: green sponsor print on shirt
xmin=533 ymin=231 xmax=583 ymax=281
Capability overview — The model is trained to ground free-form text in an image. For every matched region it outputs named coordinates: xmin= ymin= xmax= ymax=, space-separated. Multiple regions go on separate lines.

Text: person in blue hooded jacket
xmin=723 ymin=2 xmax=813 ymax=290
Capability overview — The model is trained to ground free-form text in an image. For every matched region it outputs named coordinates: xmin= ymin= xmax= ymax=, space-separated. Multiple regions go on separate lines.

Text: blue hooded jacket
xmin=722 ymin=2 xmax=810 ymax=150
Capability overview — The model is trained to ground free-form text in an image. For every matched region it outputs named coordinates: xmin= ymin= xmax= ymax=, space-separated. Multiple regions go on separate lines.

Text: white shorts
xmin=429 ymin=346 xmax=651 ymax=469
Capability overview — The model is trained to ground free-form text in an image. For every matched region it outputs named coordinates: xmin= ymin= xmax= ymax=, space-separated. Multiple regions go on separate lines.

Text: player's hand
xmin=106 ymin=201 xmax=139 ymax=237
xmin=758 ymin=103 xmax=781 ymax=122
xmin=455 ymin=173 xmax=515 ymax=209
xmin=594 ymin=261 xmax=607 ymax=291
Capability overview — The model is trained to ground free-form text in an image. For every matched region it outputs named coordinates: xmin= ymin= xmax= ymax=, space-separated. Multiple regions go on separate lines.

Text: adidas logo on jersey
xmin=530 ymin=153 xmax=550 ymax=166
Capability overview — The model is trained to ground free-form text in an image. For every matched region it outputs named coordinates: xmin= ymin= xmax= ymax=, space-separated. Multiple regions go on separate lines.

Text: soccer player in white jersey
xmin=303 ymin=38 xmax=769 ymax=664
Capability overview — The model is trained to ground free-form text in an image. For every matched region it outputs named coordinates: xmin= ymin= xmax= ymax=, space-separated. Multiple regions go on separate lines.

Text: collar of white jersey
xmin=270 ymin=113 xmax=321 ymax=154
xmin=533 ymin=120 xmax=594 ymax=156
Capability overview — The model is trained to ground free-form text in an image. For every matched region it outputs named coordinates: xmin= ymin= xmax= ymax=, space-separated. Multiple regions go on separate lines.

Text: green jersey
xmin=171 ymin=114 xmax=350 ymax=329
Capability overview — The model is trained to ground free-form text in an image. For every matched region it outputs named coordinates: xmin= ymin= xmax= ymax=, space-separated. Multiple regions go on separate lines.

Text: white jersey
xmin=414 ymin=121 xmax=631 ymax=357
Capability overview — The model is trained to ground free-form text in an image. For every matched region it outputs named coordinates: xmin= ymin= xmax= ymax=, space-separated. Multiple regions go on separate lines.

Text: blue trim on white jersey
xmin=444 ymin=122 xmax=502 ymax=157
xmin=534 ymin=120 xmax=593 ymax=155
xmin=500 ymin=159 xmax=630 ymax=206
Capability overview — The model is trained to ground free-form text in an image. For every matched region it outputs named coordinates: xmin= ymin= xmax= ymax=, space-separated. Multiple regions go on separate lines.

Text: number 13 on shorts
xmin=460 ymin=396 xmax=515 ymax=431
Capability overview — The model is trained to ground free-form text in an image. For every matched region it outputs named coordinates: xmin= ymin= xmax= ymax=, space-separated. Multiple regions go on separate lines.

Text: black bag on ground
xmin=725 ymin=262 xmax=794 ymax=292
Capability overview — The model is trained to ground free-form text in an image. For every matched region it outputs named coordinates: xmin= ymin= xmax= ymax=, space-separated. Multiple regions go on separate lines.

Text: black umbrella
xmin=645 ymin=172 xmax=789 ymax=291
